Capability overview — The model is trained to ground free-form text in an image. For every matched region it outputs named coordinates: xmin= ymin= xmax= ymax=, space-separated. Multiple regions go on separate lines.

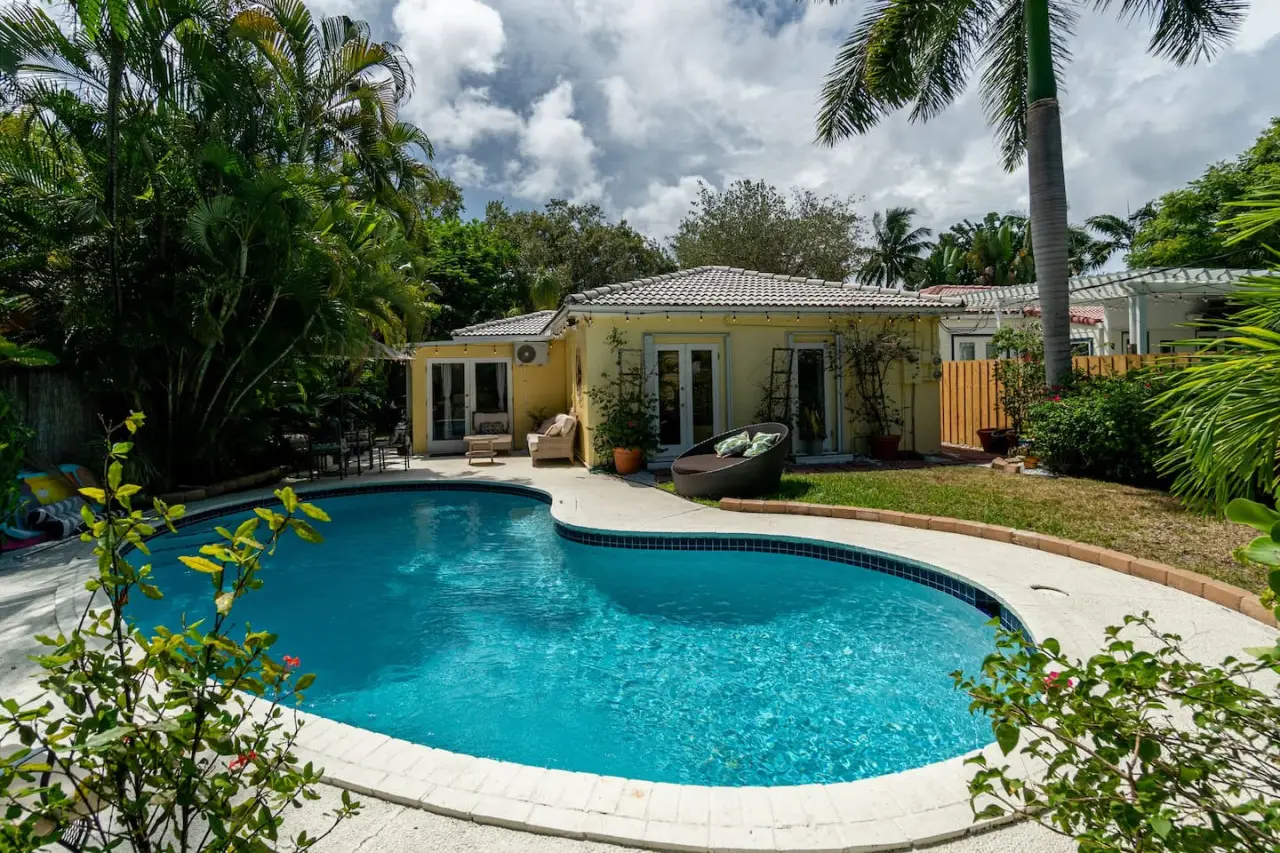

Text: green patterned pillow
xmin=743 ymin=431 xmax=781 ymax=458
xmin=714 ymin=431 xmax=752 ymax=457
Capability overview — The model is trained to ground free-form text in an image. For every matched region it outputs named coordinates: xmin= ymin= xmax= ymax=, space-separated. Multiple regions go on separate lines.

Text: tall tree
xmin=1084 ymin=203 xmax=1155 ymax=268
xmin=1130 ymin=119 xmax=1280 ymax=269
xmin=859 ymin=206 xmax=931 ymax=287
xmin=815 ymin=0 xmax=1247 ymax=387
xmin=486 ymin=199 xmax=674 ymax=310
xmin=672 ymin=179 xmax=864 ymax=280
xmin=420 ymin=217 xmax=522 ymax=336
xmin=0 ymin=0 xmax=439 ymax=485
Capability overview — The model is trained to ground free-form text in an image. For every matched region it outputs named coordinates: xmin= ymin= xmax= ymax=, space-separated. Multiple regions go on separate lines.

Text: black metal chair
xmin=670 ymin=422 xmax=790 ymax=499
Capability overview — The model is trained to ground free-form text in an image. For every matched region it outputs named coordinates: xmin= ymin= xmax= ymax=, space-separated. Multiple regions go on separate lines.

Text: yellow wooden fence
xmin=940 ymin=354 xmax=1171 ymax=449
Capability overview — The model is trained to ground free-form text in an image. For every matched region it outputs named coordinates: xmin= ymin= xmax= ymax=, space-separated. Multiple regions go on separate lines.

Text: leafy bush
xmin=956 ymin=497 xmax=1280 ymax=852
xmin=0 ymin=414 xmax=359 ymax=852
xmin=0 ymin=392 xmax=34 ymax=536
xmin=1026 ymin=372 xmax=1166 ymax=487
xmin=990 ymin=324 xmax=1045 ymax=438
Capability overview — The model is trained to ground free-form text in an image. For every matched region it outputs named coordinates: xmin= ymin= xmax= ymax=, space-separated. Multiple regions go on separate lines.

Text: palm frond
xmin=1094 ymin=0 xmax=1246 ymax=65
xmin=979 ymin=0 xmax=1076 ymax=171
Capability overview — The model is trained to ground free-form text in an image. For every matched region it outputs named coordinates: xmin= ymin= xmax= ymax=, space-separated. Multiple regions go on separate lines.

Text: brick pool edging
xmin=717 ymin=498 xmax=1278 ymax=629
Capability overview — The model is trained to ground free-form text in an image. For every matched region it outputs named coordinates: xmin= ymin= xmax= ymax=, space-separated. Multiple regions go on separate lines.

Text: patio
xmin=1 ymin=455 xmax=1270 ymax=853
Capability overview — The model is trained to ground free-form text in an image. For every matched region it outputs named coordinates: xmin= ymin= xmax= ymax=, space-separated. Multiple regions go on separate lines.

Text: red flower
xmin=229 ymin=751 xmax=257 ymax=771
xmin=1051 ymin=395 xmax=1061 ymax=402
xmin=283 ymin=655 xmax=300 ymax=669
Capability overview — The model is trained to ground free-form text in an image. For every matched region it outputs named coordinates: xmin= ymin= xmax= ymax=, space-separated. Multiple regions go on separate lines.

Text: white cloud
xmin=393 ymin=0 xmax=505 ymax=93
xmin=425 ymin=88 xmax=522 ymax=149
xmin=600 ymin=77 xmax=654 ymax=144
xmin=444 ymin=154 xmax=488 ymax=186
xmin=620 ymin=175 xmax=708 ymax=239
xmin=512 ymin=81 xmax=603 ymax=203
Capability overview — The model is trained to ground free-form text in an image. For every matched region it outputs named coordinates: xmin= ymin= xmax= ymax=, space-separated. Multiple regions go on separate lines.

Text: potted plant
xmin=587 ymin=329 xmax=661 ymax=474
xmin=798 ymin=404 xmax=826 ymax=457
xmin=841 ymin=318 xmax=920 ymax=460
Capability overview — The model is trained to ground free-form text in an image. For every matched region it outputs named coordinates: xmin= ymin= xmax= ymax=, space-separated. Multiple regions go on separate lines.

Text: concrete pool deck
xmin=1 ymin=456 xmax=1274 ymax=853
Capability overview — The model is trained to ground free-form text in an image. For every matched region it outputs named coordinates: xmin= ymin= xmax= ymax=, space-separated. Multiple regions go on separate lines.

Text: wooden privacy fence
xmin=940 ymin=354 xmax=1172 ymax=449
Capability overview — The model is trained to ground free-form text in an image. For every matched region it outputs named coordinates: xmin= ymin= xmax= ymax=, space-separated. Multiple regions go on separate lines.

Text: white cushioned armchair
xmin=528 ymin=413 xmax=578 ymax=465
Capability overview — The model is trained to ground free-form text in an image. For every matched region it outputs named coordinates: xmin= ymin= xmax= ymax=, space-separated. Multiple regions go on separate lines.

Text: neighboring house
xmin=409 ymin=267 xmax=961 ymax=466
xmin=921 ymin=285 xmax=1105 ymax=360
xmin=927 ymin=269 xmax=1269 ymax=361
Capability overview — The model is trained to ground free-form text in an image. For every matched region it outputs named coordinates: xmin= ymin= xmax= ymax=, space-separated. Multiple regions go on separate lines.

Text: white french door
xmin=651 ymin=343 xmax=722 ymax=460
xmin=791 ymin=343 xmax=837 ymax=457
xmin=426 ymin=358 xmax=511 ymax=454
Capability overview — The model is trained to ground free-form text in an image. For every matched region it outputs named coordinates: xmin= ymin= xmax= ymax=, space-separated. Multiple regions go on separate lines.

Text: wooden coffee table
xmin=466 ymin=438 xmax=496 ymax=465
xmin=463 ymin=433 xmax=512 ymax=456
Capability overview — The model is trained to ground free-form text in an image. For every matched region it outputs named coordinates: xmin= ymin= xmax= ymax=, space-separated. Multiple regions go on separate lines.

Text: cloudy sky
xmin=339 ymin=0 xmax=1280 ymax=245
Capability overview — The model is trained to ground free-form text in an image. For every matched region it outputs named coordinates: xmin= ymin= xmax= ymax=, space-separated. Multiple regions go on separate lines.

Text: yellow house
xmin=410 ymin=267 xmax=960 ymax=468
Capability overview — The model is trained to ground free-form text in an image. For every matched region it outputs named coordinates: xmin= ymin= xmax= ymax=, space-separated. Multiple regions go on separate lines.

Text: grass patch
xmin=660 ymin=467 xmax=1261 ymax=592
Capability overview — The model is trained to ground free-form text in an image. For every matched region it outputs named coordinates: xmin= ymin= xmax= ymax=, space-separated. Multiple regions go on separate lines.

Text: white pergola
xmin=958 ymin=268 xmax=1273 ymax=354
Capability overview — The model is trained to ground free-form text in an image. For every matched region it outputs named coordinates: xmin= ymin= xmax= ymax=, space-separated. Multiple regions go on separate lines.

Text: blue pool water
xmin=132 ymin=489 xmax=997 ymax=786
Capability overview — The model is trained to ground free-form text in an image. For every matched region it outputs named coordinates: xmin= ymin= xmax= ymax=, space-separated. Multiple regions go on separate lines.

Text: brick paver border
xmin=718 ymin=498 xmax=1278 ymax=628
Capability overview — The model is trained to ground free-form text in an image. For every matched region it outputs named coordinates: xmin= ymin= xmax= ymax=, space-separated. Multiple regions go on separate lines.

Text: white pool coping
xmin=10 ymin=456 xmax=1276 ymax=853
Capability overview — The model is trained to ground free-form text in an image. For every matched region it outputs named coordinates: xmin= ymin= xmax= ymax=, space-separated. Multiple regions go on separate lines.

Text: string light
xmin=766 ymin=312 xmax=771 ymax=322
xmin=665 ymin=312 xmax=670 ymax=322
xmin=625 ymin=312 xmax=631 ymax=323
xmin=699 ymin=311 xmax=704 ymax=322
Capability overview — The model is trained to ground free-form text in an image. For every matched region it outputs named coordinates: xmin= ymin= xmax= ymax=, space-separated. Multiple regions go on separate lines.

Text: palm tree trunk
xmin=1025 ymin=0 xmax=1071 ymax=389
xmin=106 ymin=36 xmax=125 ymax=319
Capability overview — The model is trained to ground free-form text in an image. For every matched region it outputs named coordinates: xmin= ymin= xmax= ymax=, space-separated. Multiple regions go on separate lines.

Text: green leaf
xmin=1242 ymin=535 xmax=1280 ymax=567
xmin=84 ymin=725 xmax=135 ymax=749
xmin=179 ymin=555 xmax=223 ymax=575
xmin=78 ymin=0 xmax=102 ymax=38
xmin=995 ymin=723 xmax=1020 ymax=755
xmin=116 ymin=484 xmax=141 ymax=498
xmin=79 ymin=487 xmax=106 ymax=503
xmin=108 ymin=461 xmax=122 ymax=490
xmin=289 ymin=518 xmax=323 ymax=544
xmin=1149 ymin=816 xmax=1171 ymax=839
xmin=299 ymin=502 xmax=330 ymax=522
xmin=111 ymin=442 xmax=133 ymax=455
xmin=278 ymin=487 xmax=299 ymax=513
xmin=295 ymin=673 xmax=315 ymax=691
xmin=235 ymin=517 xmax=260 ymax=540
xmin=1225 ymin=498 xmax=1280 ymax=533
xmin=139 ymin=583 xmax=163 ymax=600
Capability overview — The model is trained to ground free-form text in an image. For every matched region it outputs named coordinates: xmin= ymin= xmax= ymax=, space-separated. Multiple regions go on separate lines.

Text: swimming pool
xmin=133 ymin=486 xmax=1005 ymax=787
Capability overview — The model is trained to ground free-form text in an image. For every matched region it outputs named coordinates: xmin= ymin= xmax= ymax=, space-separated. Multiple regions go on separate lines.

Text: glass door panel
xmin=656 ymin=350 xmax=682 ymax=446
xmin=473 ymin=362 xmax=508 ymax=415
xmin=431 ymin=362 xmax=467 ymax=445
xmin=689 ymin=348 xmax=715 ymax=444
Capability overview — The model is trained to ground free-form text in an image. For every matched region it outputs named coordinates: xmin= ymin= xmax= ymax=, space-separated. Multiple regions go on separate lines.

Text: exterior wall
xmin=576 ymin=313 xmax=944 ymax=467
xmin=938 ymin=313 xmax=1105 ymax=359
xmin=409 ymin=341 xmax=569 ymax=454
xmin=1101 ymin=296 xmax=1207 ymax=354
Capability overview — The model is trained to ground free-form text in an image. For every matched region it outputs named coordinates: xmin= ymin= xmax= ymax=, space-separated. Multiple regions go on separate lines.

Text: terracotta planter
xmin=1023 ymin=455 xmax=1040 ymax=470
xmin=613 ymin=447 xmax=646 ymax=475
xmin=976 ymin=427 xmax=1015 ymax=455
xmin=868 ymin=434 xmax=901 ymax=461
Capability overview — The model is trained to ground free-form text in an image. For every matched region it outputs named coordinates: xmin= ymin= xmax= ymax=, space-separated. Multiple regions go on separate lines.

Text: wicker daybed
xmin=670 ymin=422 xmax=790 ymax=499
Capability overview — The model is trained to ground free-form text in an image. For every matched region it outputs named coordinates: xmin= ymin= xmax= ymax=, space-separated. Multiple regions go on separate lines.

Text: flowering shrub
xmin=0 ymin=414 xmax=359 ymax=852
xmin=990 ymin=325 xmax=1045 ymax=438
xmin=587 ymin=329 xmax=661 ymax=463
xmin=1025 ymin=372 xmax=1167 ymax=487
xmin=955 ymin=498 xmax=1280 ymax=852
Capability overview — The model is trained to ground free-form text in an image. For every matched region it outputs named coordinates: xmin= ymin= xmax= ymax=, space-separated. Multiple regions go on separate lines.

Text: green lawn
xmin=660 ymin=467 xmax=1262 ymax=592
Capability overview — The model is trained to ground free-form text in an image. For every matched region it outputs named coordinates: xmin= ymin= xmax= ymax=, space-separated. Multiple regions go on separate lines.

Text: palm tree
xmin=815 ymin=0 xmax=1246 ymax=387
xmin=1085 ymin=203 xmax=1156 ymax=268
xmin=859 ymin=206 xmax=932 ymax=288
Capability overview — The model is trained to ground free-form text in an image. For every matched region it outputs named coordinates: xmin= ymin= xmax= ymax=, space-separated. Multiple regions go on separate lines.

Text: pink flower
xmin=283 ymin=655 xmax=300 ymax=669
xmin=1051 ymin=395 xmax=1061 ymax=402
xmin=229 ymin=751 xmax=257 ymax=771
xmin=1044 ymin=671 xmax=1074 ymax=689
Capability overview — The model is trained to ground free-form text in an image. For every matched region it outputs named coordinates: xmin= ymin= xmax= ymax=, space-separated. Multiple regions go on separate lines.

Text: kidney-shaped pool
xmin=132 ymin=486 xmax=1010 ymax=786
